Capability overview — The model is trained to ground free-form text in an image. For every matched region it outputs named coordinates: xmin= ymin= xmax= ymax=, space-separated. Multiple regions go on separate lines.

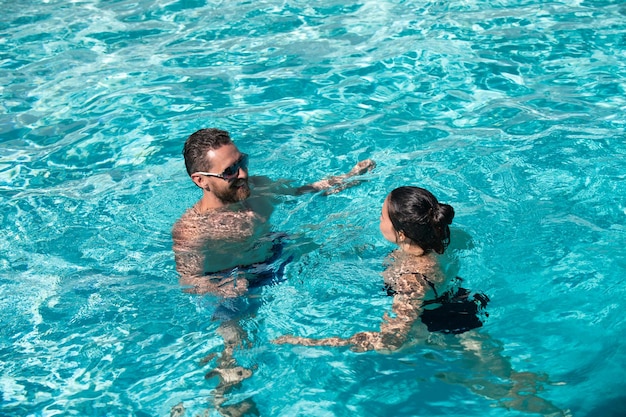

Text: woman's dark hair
xmin=183 ymin=128 xmax=233 ymax=176
xmin=387 ymin=186 xmax=455 ymax=254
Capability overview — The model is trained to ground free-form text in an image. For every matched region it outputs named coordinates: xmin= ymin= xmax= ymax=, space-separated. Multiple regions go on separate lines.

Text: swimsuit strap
xmin=402 ymin=271 xmax=438 ymax=297
xmin=383 ymin=272 xmax=439 ymax=298
xmin=420 ymin=274 xmax=438 ymax=298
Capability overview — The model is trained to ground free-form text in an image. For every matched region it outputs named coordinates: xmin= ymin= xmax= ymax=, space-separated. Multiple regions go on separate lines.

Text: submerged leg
xmin=432 ymin=332 xmax=570 ymax=416
xmin=203 ymin=320 xmax=257 ymax=416
xmin=170 ymin=402 xmax=185 ymax=417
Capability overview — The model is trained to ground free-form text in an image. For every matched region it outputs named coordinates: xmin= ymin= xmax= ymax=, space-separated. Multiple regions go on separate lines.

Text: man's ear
xmin=191 ymin=174 xmax=208 ymax=190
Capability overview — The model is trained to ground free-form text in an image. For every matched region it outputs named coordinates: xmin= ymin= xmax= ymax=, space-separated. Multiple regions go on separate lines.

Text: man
xmin=172 ymin=127 xmax=375 ymax=297
xmin=170 ymin=128 xmax=374 ymax=416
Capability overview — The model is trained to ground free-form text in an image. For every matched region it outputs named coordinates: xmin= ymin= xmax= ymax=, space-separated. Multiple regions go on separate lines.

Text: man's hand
xmin=303 ymin=158 xmax=376 ymax=194
xmin=213 ymin=275 xmax=249 ymax=298
xmin=182 ymin=275 xmax=249 ymax=298
xmin=348 ymin=159 xmax=376 ymax=176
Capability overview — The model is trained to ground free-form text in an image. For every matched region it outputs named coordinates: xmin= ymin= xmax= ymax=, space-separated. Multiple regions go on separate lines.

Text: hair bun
xmin=433 ymin=203 xmax=455 ymax=227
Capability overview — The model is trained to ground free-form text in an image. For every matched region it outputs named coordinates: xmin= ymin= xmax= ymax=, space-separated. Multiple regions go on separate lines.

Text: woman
xmin=274 ymin=187 xmax=569 ymax=416
xmin=274 ymin=186 xmax=467 ymax=352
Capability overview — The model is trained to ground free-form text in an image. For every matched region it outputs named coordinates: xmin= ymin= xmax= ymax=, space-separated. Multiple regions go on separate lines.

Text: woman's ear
xmin=397 ymin=231 xmax=406 ymax=243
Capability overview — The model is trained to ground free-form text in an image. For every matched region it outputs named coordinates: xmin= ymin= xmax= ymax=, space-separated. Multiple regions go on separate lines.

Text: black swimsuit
xmin=385 ymin=275 xmax=489 ymax=335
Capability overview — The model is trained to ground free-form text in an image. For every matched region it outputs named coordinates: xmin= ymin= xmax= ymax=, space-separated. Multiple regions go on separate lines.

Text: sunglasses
xmin=194 ymin=153 xmax=248 ymax=181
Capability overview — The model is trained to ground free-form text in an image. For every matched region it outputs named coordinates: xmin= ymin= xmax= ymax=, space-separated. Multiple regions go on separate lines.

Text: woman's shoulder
xmin=383 ymin=251 xmax=443 ymax=296
xmin=389 ymin=251 xmax=439 ymax=276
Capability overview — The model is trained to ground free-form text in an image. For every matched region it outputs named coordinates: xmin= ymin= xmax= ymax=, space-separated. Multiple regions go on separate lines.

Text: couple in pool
xmin=172 ymin=128 xmax=566 ymax=417
xmin=172 ymin=128 xmax=468 ymax=350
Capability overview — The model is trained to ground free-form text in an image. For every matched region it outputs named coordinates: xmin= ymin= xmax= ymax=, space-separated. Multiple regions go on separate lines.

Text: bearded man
xmin=172 ymin=128 xmax=375 ymax=297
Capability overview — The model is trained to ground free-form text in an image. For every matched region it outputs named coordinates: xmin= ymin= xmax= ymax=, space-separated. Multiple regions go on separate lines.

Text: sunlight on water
xmin=1 ymin=0 xmax=625 ymax=416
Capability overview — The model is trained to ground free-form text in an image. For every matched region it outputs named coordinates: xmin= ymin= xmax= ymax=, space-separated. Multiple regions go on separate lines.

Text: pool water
xmin=2 ymin=0 xmax=625 ymax=416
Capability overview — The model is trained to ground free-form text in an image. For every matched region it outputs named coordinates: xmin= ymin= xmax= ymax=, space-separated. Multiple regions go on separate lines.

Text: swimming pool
xmin=2 ymin=0 xmax=625 ymax=415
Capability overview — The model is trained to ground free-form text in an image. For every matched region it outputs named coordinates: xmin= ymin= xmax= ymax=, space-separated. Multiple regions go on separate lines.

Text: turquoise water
xmin=2 ymin=0 xmax=625 ymax=416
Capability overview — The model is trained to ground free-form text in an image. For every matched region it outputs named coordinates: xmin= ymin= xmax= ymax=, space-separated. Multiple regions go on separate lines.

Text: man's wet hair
xmin=183 ymin=128 xmax=233 ymax=176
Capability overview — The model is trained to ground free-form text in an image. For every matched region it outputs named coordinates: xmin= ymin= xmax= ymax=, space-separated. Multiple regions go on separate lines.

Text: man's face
xmin=204 ymin=143 xmax=250 ymax=203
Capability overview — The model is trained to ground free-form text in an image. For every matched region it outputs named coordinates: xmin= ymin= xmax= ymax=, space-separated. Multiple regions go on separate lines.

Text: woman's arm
xmin=274 ymin=272 xmax=429 ymax=352
xmin=273 ymin=295 xmax=422 ymax=352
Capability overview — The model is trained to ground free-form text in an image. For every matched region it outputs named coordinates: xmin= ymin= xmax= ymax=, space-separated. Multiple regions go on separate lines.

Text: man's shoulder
xmin=171 ymin=206 xmax=199 ymax=242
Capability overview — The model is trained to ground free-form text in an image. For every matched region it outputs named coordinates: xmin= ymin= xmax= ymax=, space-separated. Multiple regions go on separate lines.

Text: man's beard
xmin=214 ymin=179 xmax=250 ymax=204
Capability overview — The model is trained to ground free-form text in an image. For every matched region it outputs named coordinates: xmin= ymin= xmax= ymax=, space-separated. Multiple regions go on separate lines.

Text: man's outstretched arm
xmin=256 ymin=159 xmax=375 ymax=196
xmin=296 ymin=159 xmax=376 ymax=195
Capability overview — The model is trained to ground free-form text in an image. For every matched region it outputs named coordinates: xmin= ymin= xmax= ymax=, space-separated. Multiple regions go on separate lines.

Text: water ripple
xmin=2 ymin=1 xmax=625 ymax=416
